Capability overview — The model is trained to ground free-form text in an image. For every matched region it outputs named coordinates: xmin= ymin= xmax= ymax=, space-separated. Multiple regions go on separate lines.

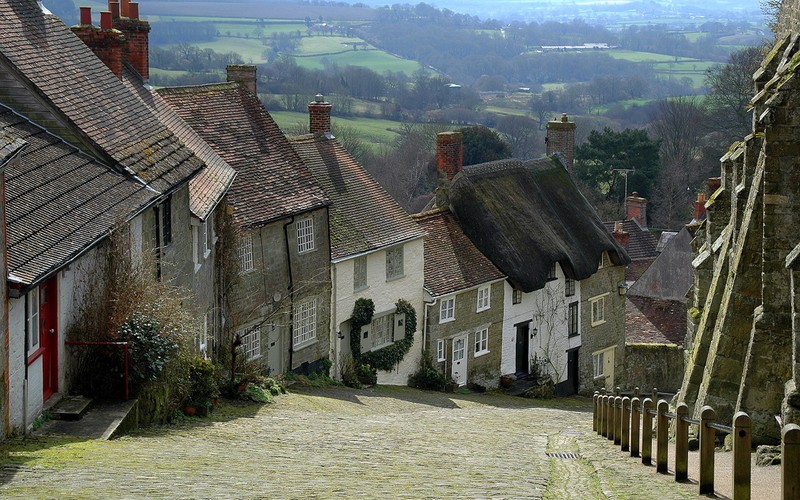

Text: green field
xmin=193 ymin=38 xmax=268 ymax=63
xmin=270 ymin=110 xmax=404 ymax=146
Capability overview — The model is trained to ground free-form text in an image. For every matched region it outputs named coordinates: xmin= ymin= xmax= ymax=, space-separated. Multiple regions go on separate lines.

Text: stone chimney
xmin=227 ymin=65 xmax=257 ymax=95
xmin=612 ymin=221 xmax=630 ymax=248
xmin=693 ymin=192 xmax=707 ymax=222
xmin=546 ymin=113 xmax=576 ymax=173
xmin=308 ymin=94 xmax=332 ymax=134
xmin=72 ymin=8 xmax=125 ymax=78
xmin=625 ymin=192 xmax=647 ymax=229
xmin=436 ymin=131 xmax=463 ymax=181
xmin=110 ymin=0 xmax=151 ymax=80
xmin=707 ymin=177 xmax=721 ymax=196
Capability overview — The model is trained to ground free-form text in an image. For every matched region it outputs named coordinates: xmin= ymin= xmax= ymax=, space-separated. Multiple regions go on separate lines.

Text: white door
xmin=451 ymin=335 xmax=467 ymax=386
xmin=267 ymin=323 xmax=282 ymax=376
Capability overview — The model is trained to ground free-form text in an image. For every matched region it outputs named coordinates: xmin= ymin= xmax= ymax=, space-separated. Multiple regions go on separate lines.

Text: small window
xmin=476 ymin=285 xmax=490 ymax=312
xmin=590 ymin=294 xmax=607 ymax=326
xmin=436 ymin=339 xmax=446 ymax=361
xmin=547 ymin=262 xmax=557 ymax=280
xmin=439 ymin=297 xmax=455 ymax=323
xmin=353 ymin=256 xmax=367 ymax=291
xmin=370 ymin=313 xmax=393 ymax=349
xmin=26 ymin=288 xmax=40 ymax=356
xmin=565 ymin=278 xmax=575 ymax=297
xmin=201 ymin=220 xmax=211 ymax=259
xmin=293 ymin=297 xmax=317 ymax=347
xmin=192 ymin=224 xmax=201 ymax=273
xmin=512 ymin=288 xmax=522 ymax=304
xmin=598 ymin=252 xmax=606 ymax=269
xmin=568 ymin=302 xmax=579 ymax=337
xmin=239 ymin=325 xmax=261 ymax=361
xmin=386 ymin=246 xmax=404 ymax=280
xmin=474 ymin=328 xmax=489 ymax=356
xmin=238 ymin=232 xmax=254 ymax=273
xmin=297 ymin=217 xmax=315 ymax=253
xmin=593 ymin=351 xmax=605 ymax=378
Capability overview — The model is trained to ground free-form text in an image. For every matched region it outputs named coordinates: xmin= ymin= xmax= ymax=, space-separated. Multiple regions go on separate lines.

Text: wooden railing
xmin=592 ymin=388 xmax=800 ymax=499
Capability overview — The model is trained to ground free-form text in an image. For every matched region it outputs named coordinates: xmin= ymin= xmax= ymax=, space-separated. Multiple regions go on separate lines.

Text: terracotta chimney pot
xmin=79 ymin=6 xmax=92 ymax=25
xmin=625 ymin=192 xmax=648 ymax=229
xmin=436 ymin=131 xmax=463 ymax=181
xmin=109 ymin=1 xmax=120 ymax=18
xmin=129 ymin=2 xmax=139 ymax=19
xmin=100 ymin=11 xmax=112 ymax=30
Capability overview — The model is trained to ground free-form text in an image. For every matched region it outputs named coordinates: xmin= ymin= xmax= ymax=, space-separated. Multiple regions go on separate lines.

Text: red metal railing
xmin=65 ymin=341 xmax=129 ymax=400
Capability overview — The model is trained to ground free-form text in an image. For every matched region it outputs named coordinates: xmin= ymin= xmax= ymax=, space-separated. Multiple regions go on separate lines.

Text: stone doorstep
xmin=37 ymin=399 xmax=138 ymax=440
xmin=50 ymin=395 xmax=93 ymax=421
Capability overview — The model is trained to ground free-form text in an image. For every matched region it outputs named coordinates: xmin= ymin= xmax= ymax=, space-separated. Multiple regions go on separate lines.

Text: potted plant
xmin=185 ymin=357 xmax=219 ymax=417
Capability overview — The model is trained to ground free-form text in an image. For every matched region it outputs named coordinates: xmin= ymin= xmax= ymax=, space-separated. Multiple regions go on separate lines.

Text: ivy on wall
xmin=350 ymin=298 xmax=416 ymax=372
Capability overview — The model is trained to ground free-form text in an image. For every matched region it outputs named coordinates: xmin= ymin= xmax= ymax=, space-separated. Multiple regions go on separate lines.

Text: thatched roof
xmin=448 ymin=156 xmax=630 ymax=293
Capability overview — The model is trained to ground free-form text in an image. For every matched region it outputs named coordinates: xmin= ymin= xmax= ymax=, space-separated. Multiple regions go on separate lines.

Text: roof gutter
xmin=331 ymin=233 xmax=427 ymax=265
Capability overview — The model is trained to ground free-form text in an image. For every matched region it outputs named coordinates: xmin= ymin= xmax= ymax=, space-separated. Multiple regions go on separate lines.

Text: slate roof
xmin=602 ymin=219 xmax=658 ymax=261
xmin=413 ymin=208 xmax=505 ymax=297
xmin=289 ymin=133 xmax=426 ymax=261
xmin=448 ymin=157 xmax=630 ymax=293
xmin=0 ymin=0 xmax=202 ymax=194
xmin=157 ymin=83 xmax=328 ymax=228
xmin=0 ymin=105 xmax=153 ymax=287
xmin=124 ymin=71 xmax=235 ymax=220
xmin=0 ymin=134 xmax=26 ymax=167
xmin=625 ymin=296 xmax=686 ymax=345
xmin=628 ymin=227 xmax=693 ymax=301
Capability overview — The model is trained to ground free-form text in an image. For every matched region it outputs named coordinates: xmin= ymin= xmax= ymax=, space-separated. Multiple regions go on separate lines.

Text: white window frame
xmin=439 ymin=296 xmax=455 ymax=323
xmin=598 ymin=251 xmax=606 ymax=269
xmin=385 ymin=246 xmax=404 ymax=281
xmin=191 ymin=223 xmax=201 ymax=273
xmin=293 ymin=297 xmax=317 ymax=348
xmin=353 ymin=255 xmax=367 ymax=291
xmin=201 ymin=220 xmax=211 ymax=259
xmin=476 ymin=285 xmax=490 ymax=312
xmin=296 ymin=217 xmax=315 ymax=254
xmin=590 ymin=293 xmax=609 ymax=327
xmin=565 ymin=278 xmax=575 ymax=297
xmin=370 ymin=313 xmax=393 ymax=350
xmin=239 ymin=324 xmax=261 ymax=361
xmin=436 ymin=339 xmax=446 ymax=362
xmin=512 ymin=288 xmax=522 ymax=304
xmin=474 ymin=328 xmax=489 ymax=357
xmin=238 ymin=232 xmax=254 ymax=274
xmin=593 ymin=351 xmax=605 ymax=378
xmin=26 ymin=288 xmax=40 ymax=356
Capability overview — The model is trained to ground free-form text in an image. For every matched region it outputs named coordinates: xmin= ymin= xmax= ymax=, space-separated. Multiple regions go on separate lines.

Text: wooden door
xmin=40 ymin=276 xmax=58 ymax=400
xmin=515 ymin=323 xmax=530 ymax=375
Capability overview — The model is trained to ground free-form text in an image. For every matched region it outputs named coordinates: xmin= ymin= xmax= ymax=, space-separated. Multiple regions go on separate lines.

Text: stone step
xmin=37 ymin=399 xmax=138 ymax=440
xmin=50 ymin=395 xmax=93 ymax=421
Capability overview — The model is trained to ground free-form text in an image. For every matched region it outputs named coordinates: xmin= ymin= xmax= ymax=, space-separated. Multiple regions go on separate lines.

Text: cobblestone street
xmin=0 ymin=386 xmax=770 ymax=498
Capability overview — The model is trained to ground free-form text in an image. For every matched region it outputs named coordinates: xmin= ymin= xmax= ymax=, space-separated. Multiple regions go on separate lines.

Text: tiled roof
xmin=0 ymin=105 xmax=153 ymax=286
xmin=0 ymin=1 xmax=202 ymax=193
xmin=413 ymin=209 xmax=504 ymax=296
xmin=628 ymin=227 xmax=693 ymax=301
xmin=157 ymin=84 xmax=328 ymax=228
xmin=0 ymin=135 xmax=26 ymax=167
xmin=603 ymin=219 xmax=658 ymax=261
xmin=625 ymin=296 xmax=686 ymax=345
xmin=449 ymin=157 xmax=630 ymax=293
xmin=125 ymin=72 xmax=235 ymax=220
xmin=289 ymin=133 xmax=426 ymax=260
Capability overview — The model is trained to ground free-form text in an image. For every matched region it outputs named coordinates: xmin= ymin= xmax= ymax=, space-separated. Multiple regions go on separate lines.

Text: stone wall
xmin=623 ymin=343 xmax=684 ymax=394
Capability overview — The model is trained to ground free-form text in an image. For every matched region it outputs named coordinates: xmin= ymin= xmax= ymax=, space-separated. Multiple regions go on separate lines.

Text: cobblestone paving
xmin=0 ymin=386 xmax=717 ymax=498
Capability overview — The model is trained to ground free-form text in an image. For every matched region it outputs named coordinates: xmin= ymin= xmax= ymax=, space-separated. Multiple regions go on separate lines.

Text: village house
xmin=431 ymin=127 xmax=630 ymax=394
xmin=0 ymin=0 xmax=234 ymax=434
xmin=413 ymin=202 xmax=506 ymax=388
xmin=157 ymin=67 xmax=332 ymax=376
xmin=288 ymin=97 xmax=426 ymax=385
xmin=604 ymin=194 xmax=659 ymax=282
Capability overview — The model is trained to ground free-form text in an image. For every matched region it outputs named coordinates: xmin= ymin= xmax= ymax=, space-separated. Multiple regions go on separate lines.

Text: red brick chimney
xmin=436 ymin=131 xmax=463 ymax=181
xmin=707 ymin=177 xmax=721 ymax=196
xmin=227 ymin=65 xmax=257 ymax=95
xmin=545 ymin=113 xmax=576 ymax=173
xmin=308 ymin=94 xmax=332 ymax=134
xmin=611 ymin=221 xmax=630 ymax=248
xmin=626 ymin=192 xmax=647 ymax=229
xmin=72 ymin=8 xmax=125 ymax=78
xmin=110 ymin=0 xmax=151 ymax=80
xmin=693 ymin=192 xmax=707 ymax=222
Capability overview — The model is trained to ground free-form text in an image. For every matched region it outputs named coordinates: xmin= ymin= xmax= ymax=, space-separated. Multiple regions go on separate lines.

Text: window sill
xmin=27 ymin=346 xmax=45 ymax=365
xmin=385 ymin=274 xmax=405 ymax=282
xmin=293 ymin=338 xmax=318 ymax=351
xmin=239 ymin=268 xmax=255 ymax=276
xmin=474 ymin=349 xmax=490 ymax=358
xmin=298 ymin=247 xmax=316 ymax=255
xmin=438 ymin=317 xmax=455 ymax=325
xmin=568 ymin=333 xmax=580 ymax=338
xmin=437 ymin=358 xmax=447 ymax=363
xmin=476 ymin=306 xmax=490 ymax=313
xmin=353 ymin=285 xmax=369 ymax=293
xmin=203 ymin=249 xmax=211 ymax=260
xmin=194 ymin=263 xmax=202 ymax=274
xmin=246 ymin=354 xmax=263 ymax=362
xmin=591 ymin=320 xmax=606 ymax=327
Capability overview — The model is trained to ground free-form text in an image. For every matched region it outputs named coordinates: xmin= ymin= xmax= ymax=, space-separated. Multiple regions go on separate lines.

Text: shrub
xmin=357 ymin=364 xmax=377 ymax=386
xmin=186 ymin=357 xmax=219 ymax=411
xmin=118 ymin=312 xmax=179 ymax=384
xmin=408 ymin=350 xmax=447 ymax=391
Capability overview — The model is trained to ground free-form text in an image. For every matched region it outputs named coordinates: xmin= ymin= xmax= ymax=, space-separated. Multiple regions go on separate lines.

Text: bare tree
xmin=705 ymin=46 xmax=765 ymax=140
xmin=496 ymin=114 xmax=543 ymax=160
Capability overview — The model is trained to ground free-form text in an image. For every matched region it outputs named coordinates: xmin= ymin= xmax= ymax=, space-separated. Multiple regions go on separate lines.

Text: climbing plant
xmin=350 ymin=298 xmax=416 ymax=372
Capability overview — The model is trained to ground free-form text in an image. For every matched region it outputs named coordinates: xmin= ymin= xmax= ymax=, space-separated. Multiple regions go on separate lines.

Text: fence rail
xmin=592 ymin=387 xmax=800 ymax=499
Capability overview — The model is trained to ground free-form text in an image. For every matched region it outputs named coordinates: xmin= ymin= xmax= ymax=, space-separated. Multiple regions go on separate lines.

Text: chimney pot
xmin=436 ymin=131 xmax=464 ymax=181
xmin=315 ymin=93 xmax=324 ymax=103
xmin=100 ymin=11 xmax=112 ymax=30
xmin=80 ymin=6 xmax=92 ymax=25
xmin=120 ymin=0 xmax=130 ymax=17
xmin=109 ymin=1 xmax=120 ymax=18
xmin=129 ymin=2 xmax=139 ymax=19
xmin=611 ymin=221 xmax=630 ymax=248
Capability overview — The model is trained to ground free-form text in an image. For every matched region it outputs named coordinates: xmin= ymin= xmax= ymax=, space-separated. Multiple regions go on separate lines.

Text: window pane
xmin=297 ymin=218 xmax=314 ymax=253
xmin=386 ymin=246 xmax=404 ymax=280
xmin=238 ymin=233 xmax=254 ymax=273
xmin=353 ymin=256 xmax=367 ymax=290
xmin=293 ymin=298 xmax=317 ymax=347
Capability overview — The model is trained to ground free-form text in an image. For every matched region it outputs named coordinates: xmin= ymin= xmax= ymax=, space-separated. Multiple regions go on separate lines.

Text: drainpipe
xmin=330 ymin=259 xmax=338 ymax=379
xmin=422 ymin=296 xmax=438 ymax=354
xmin=283 ymin=216 xmax=295 ymax=371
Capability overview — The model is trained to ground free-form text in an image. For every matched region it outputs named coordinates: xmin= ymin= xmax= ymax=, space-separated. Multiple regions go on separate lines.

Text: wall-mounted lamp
xmin=530 ymin=327 xmax=538 ymax=339
xmin=337 ymin=331 xmax=345 ymax=340
xmin=618 ymin=282 xmax=628 ymax=296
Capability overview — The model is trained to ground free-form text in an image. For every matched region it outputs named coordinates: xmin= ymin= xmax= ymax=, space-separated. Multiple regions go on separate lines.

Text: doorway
xmin=39 ymin=276 xmax=58 ymax=401
xmin=515 ymin=323 xmax=530 ymax=375
xmin=451 ymin=335 xmax=467 ymax=386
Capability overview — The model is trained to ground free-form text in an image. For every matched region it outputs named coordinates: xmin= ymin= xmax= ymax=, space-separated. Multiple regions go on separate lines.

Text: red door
xmin=40 ymin=277 xmax=58 ymax=400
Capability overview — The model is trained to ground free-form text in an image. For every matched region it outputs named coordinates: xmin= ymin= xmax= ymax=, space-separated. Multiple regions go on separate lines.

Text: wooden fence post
xmin=783 ymin=424 xmax=800 ymax=500
xmin=593 ymin=392 xmax=599 ymax=432
xmin=630 ymin=397 xmax=641 ymax=458
xmin=732 ymin=412 xmax=751 ymax=500
xmin=614 ymin=396 xmax=622 ymax=445
xmin=634 ymin=386 xmax=640 ymax=398
xmin=642 ymin=398 xmax=653 ymax=465
xmin=621 ymin=397 xmax=631 ymax=452
xmin=604 ymin=395 xmax=611 ymax=438
xmin=656 ymin=400 xmax=669 ymax=474
xmin=608 ymin=395 xmax=615 ymax=441
xmin=652 ymin=387 xmax=658 ymax=404
xmin=699 ymin=406 xmax=716 ymax=495
xmin=675 ymin=402 xmax=689 ymax=481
